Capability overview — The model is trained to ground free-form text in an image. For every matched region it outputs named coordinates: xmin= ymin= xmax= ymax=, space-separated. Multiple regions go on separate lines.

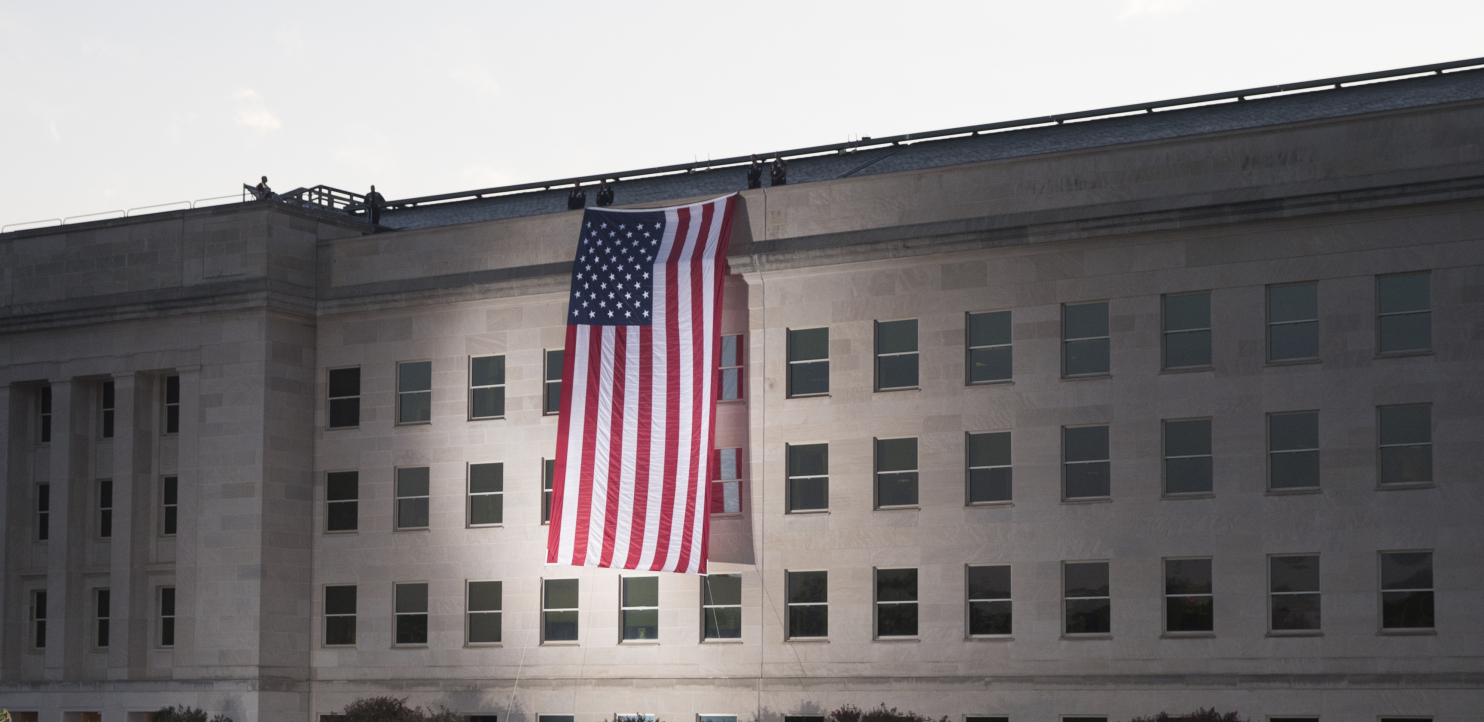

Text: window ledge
xmin=874 ymin=636 xmax=920 ymax=642
xmin=395 ymin=422 xmax=432 ymax=427
xmin=1061 ymin=374 xmax=1111 ymax=381
xmin=541 ymin=640 xmax=581 ymax=646
xmin=467 ymin=524 xmax=505 ymax=529
xmin=1062 ymin=497 xmax=1112 ymax=505
xmin=967 ymin=635 xmax=1013 ymax=642
xmin=710 ymin=513 xmax=746 ymax=520
xmin=1160 ymin=366 xmax=1213 ymax=375
xmin=393 ymin=527 xmax=431 ymax=533
xmin=717 ymin=399 xmax=747 ymax=405
xmin=1375 ymin=350 xmax=1433 ymax=359
xmin=875 ymin=505 xmax=920 ymax=512
xmin=786 ymin=393 xmax=831 ymax=400
xmin=966 ymin=380 xmax=1013 ymax=387
xmin=1266 ymin=630 xmax=1322 ymax=638
xmin=391 ymin=644 xmax=429 ymax=649
xmin=785 ymin=637 xmax=829 ymax=643
xmin=1060 ymin=633 xmax=1112 ymax=640
xmin=323 ymin=530 xmax=359 ymax=535
xmin=326 ymin=425 xmax=361 ymax=432
xmin=1162 ymin=492 xmax=1215 ymax=500
xmin=875 ymin=386 xmax=921 ymax=393
xmin=468 ymin=416 xmax=507 ymax=422
xmin=464 ymin=642 xmax=504 ymax=648
xmin=967 ymin=501 xmax=1014 ymax=509
xmin=1266 ymin=488 xmax=1321 ymax=496
xmin=620 ymin=639 xmax=661 ymax=646
xmin=701 ymin=638 xmax=745 ymax=644
xmin=786 ymin=510 xmax=830 ymax=516
xmin=323 ymin=644 xmax=356 ymax=649
xmin=1377 ymin=482 xmax=1435 ymax=491
xmin=1378 ymin=628 xmax=1436 ymax=636
xmin=1264 ymin=358 xmax=1321 ymax=367
xmin=1161 ymin=631 xmax=1215 ymax=639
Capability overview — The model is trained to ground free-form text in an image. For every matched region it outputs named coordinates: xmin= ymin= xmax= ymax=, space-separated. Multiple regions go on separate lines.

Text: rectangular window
xmin=159 ymin=586 xmax=176 ymax=647
xmin=719 ymin=334 xmax=743 ymax=401
xmin=469 ymin=463 xmax=504 ymax=526
xmin=1063 ymin=561 xmax=1110 ymax=635
xmin=542 ymin=459 xmax=556 ymax=524
xmin=875 ymin=319 xmax=919 ymax=390
xmin=1063 ymin=302 xmax=1110 ymax=377
xmin=324 ymin=585 xmax=357 ymax=646
xmin=95 ymin=588 xmax=111 ymax=648
xmin=1163 ymin=291 xmax=1211 ymax=369
xmin=36 ymin=483 xmax=49 ymax=541
xmin=700 ymin=717 xmax=738 ymax=722
xmin=966 ymin=565 xmax=1011 ymax=636
xmin=544 ymin=350 xmax=564 ymax=415
xmin=1379 ymin=404 xmax=1431 ymax=486
xmin=875 ymin=568 xmax=918 ymax=637
xmin=702 ymin=573 xmax=742 ymax=640
xmin=966 ymin=310 xmax=1012 ymax=384
xmin=101 ymin=380 xmax=115 ymax=439
xmin=1268 ymin=282 xmax=1318 ymax=362
xmin=875 ymin=437 xmax=918 ymax=508
xmin=32 ymin=590 xmax=47 ymax=649
xmin=621 ymin=576 xmax=659 ymax=641
xmin=326 ymin=471 xmax=359 ymax=532
xmin=1164 ymin=558 xmax=1213 ymax=633
xmin=1377 ymin=272 xmax=1430 ymax=354
xmin=328 ymin=367 xmax=361 ymax=429
xmin=394 ymin=582 xmax=429 ymax=645
xmin=1063 ymin=425 xmax=1110 ymax=500
xmin=470 ymin=355 xmax=506 ymax=419
xmin=1269 ymin=411 xmax=1319 ymax=490
xmin=396 ymin=467 xmax=430 ymax=530
xmin=161 ymin=476 xmax=178 ymax=536
xmin=397 ymin=361 xmax=432 ymax=425
xmin=787 ymin=328 xmax=829 ymax=397
xmin=711 ymin=448 xmax=742 ymax=515
xmin=1270 ymin=554 xmax=1320 ymax=632
xmin=786 ymin=571 xmax=827 ymax=639
xmin=543 ymin=578 xmax=579 ymax=642
xmin=164 ymin=375 xmax=180 ymax=434
xmin=467 ymin=580 xmax=503 ymax=644
xmin=786 ymin=443 xmax=828 ymax=513
xmin=964 ymin=718 xmax=1009 ymax=722
xmin=39 ymin=386 xmax=51 ymax=443
xmin=966 ymin=431 xmax=1011 ymax=504
xmin=1380 ymin=551 xmax=1433 ymax=630
xmin=98 ymin=480 xmax=113 ymax=538
xmin=1163 ymin=419 xmax=1212 ymax=495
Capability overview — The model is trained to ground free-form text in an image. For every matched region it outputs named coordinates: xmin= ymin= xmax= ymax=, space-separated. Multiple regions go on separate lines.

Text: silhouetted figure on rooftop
xmin=366 ymin=185 xmax=385 ymax=225
xmin=596 ymin=179 xmax=615 ymax=207
xmin=255 ymin=176 xmax=273 ymax=200
xmin=746 ymin=154 xmax=763 ymax=190
xmin=568 ymin=184 xmax=587 ymax=210
xmin=770 ymin=154 xmax=787 ymax=187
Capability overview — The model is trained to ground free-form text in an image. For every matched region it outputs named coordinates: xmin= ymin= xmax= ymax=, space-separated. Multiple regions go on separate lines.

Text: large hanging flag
xmin=547 ymin=194 xmax=738 ymax=574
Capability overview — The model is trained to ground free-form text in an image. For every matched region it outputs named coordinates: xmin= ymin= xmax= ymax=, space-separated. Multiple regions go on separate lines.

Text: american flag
xmin=546 ymin=194 xmax=737 ymax=574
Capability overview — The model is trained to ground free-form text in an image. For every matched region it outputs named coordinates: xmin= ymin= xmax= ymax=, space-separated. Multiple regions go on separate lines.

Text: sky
xmin=2 ymin=0 xmax=1483 ymax=227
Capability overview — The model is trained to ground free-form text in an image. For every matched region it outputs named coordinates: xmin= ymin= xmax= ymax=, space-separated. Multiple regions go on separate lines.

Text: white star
xmin=589 ymin=311 xmax=596 ymax=318
xmin=572 ymin=309 xmax=579 ymax=316
xmin=619 ymin=223 xmax=626 ymax=230
xmin=643 ymin=310 xmax=650 ymax=317
xmin=643 ymin=272 xmax=650 ymax=279
xmin=601 ymin=222 xmax=608 ymax=229
xmin=607 ymin=310 xmax=614 ymax=317
xmin=625 ymin=310 xmax=632 ymax=317
xmin=642 ymin=291 xmax=650 ymax=298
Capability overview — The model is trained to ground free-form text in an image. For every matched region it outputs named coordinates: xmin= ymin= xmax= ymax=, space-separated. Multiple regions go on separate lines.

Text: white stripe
xmin=584 ymin=327 xmax=618 ymax=566
xmin=610 ymin=328 xmax=642 ymax=562
xmin=555 ymin=328 xmax=591 ymax=564
xmin=687 ymin=199 xmax=727 ymax=572
xmin=660 ymin=206 xmax=702 ymax=572
xmin=637 ymin=210 xmax=679 ymax=570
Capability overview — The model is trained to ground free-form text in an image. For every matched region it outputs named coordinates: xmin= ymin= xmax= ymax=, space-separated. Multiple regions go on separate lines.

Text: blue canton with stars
xmin=568 ymin=209 xmax=667 ymax=326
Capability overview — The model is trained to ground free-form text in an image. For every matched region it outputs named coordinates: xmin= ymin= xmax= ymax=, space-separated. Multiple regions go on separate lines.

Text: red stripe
xmin=697 ymin=197 xmax=735 ymax=571
xmin=598 ymin=326 xmax=628 ymax=567
xmin=654 ymin=207 xmax=690 ymax=568
xmin=625 ymin=326 xmax=655 ymax=568
xmin=674 ymin=201 xmax=715 ymax=572
xmin=546 ymin=323 xmax=582 ymax=562
xmin=572 ymin=325 xmax=605 ymax=564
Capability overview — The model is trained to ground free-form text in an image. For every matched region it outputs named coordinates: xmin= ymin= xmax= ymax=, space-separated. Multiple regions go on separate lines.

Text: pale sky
xmin=3 ymin=1 xmax=1482 ymax=227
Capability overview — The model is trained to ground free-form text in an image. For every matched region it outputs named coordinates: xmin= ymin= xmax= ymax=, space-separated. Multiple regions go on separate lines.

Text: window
xmin=396 ymin=467 xmax=430 ymax=530
xmin=539 ymin=717 xmax=576 ymax=722
xmin=711 ymin=448 xmax=742 ymax=515
xmin=1164 ymin=558 xmax=1213 ymax=633
xmin=542 ymin=459 xmax=556 ymax=524
xmin=1062 ymin=718 xmax=1108 ymax=722
xmin=470 ymin=355 xmax=506 ymax=419
xmin=161 ymin=476 xmax=178 ymax=536
xmin=31 ymin=590 xmax=47 ymax=649
xmin=1380 ymin=551 xmax=1433 ymax=630
xmin=98 ymin=480 xmax=113 ymax=538
xmin=787 ymin=328 xmax=829 ymax=397
xmin=1163 ymin=292 xmax=1211 ymax=369
xmin=95 ymin=588 xmax=110 ymax=648
xmin=469 ymin=463 xmax=504 ymax=526
xmin=1163 ymin=419 xmax=1212 ymax=495
xmin=543 ymin=578 xmax=579 ymax=642
xmin=397 ymin=361 xmax=432 ymax=425
xmin=1269 ymin=412 xmax=1319 ymax=490
xmin=544 ymin=350 xmax=564 ymax=415
xmin=1063 ymin=561 xmax=1110 ymax=635
xmin=700 ymin=717 xmax=738 ymax=722
xmin=326 ymin=471 xmax=359 ymax=532
xmin=1377 ymin=272 xmax=1430 ymax=354
xmin=324 ymin=585 xmax=357 ymax=646
xmin=1379 ymin=404 xmax=1431 ymax=485
xmin=786 ymin=443 xmax=828 ymax=513
xmin=1063 ymin=302 xmax=1110 ymax=377
xmin=101 ymin=380 xmax=115 ymax=438
xmin=159 ymin=586 xmax=176 ymax=647
xmin=786 ymin=571 xmax=827 ymax=639
xmin=875 ymin=437 xmax=918 ymax=508
xmin=964 ymin=718 xmax=1009 ymax=722
xmin=36 ymin=483 xmax=49 ymax=541
xmin=328 ymin=367 xmax=361 ymax=429
xmin=875 ymin=319 xmax=919 ymax=390
xmin=719 ymin=334 xmax=743 ymax=401
xmin=394 ymin=582 xmax=429 ymax=645
xmin=784 ymin=717 xmax=825 ymax=722
xmin=966 ymin=565 xmax=1011 ymax=637
xmin=467 ymin=580 xmax=502 ymax=644
xmin=1270 ymin=554 xmax=1320 ymax=632
xmin=164 ymin=375 xmax=180 ymax=434
xmin=39 ymin=386 xmax=51 ymax=443
xmin=702 ymin=573 xmax=742 ymax=640
xmin=966 ymin=310 xmax=1011 ymax=384
xmin=1063 ymin=425 xmax=1110 ymax=500
xmin=1268 ymin=282 xmax=1318 ymax=362
xmin=966 ymin=431 xmax=1011 ymax=504
xmin=621 ymin=576 xmax=659 ymax=641
xmin=875 ymin=568 xmax=918 ymax=637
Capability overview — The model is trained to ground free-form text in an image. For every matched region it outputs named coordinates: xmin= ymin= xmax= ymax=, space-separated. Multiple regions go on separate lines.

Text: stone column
xmin=108 ymin=373 xmax=150 ymax=680
xmin=43 ymin=379 xmax=88 ymax=681
xmin=0 ymin=385 xmax=14 ymax=678
xmin=171 ymin=365 xmax=201 ymax=676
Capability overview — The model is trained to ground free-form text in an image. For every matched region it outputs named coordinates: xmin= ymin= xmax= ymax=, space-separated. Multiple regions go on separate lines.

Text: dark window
xmin=1268 ymin=718 xmax=1319 ymax=722
xmin=539 ymin=717 xmax=576 ymax=722
xmin=875 ymin=437 xmax=918 ymax=508
xmin=1268 ymin=282 xmax=1318 ymax=361
xmin=784 ymin=718 xmax=825 ymax=722
xmin=1377 ymin=272 xmax=1431 ymax=354
xmin=469 ymin=463 xmax=504 ymax=526
xmin=719 ymin=334 xmax=743 ymax=401
xmin=1269 ymin=412 xmax=1319 ymax=490
xmin=875 ymin=319 xmax=919 ymax=390
xmin=1063 ymin=425 xmax=1110 ymax=500
xmin=786 ymin=444 xmax=828 ymax=513
xmin=1063 ymin=302 xmax=1110 ymax=377
xmin=394 ymin=582 xmax=429 ymax=645
xmin=39 ymin=386 xmax=51 ymax=443
xmin=1379 ymin=404 xmax=1431 ymax=485
xmin=543 ymin=578 xmax=579 ymax=642
xmin=470 ymin=355 xmax=506 ymax=419
xmin=1064 ymin=561 xmax=1110 ymax=634
xmin=1270 ymin=555 xmax=1320 ymax=631
xmin=37 ymin=483 xmax=50 ymax=541
xmin=161 ymin=476 xmax=178 ymax=536
xmin=326 ymin=471 xmax=359 ymax=532
xmin=966 ymin=311 xmax=1011 ymax=384
xmin=101 ymin=381 xmax=115 ymax=438
xmin=32 ymin=590 xmax=47 ymax=649
xmin=711 ymin=448 xmax=742 ymax=515
xmin=159 ymin=586 xmax=176 ymax=647
xmin=164 ymin=375 xmax=180 ymax=434
xmin=544 ymin=350 xmax=564 ymax=415
xmin=621 ymin=577 xmax=659 ymax=641
xmin=542 ymin=459 xmax=556 ymax=524
xmin=1163 ymin=292 xmax=1211 ymax=369
xmin=96 ymin=588 xmax=110 ymax=648
xmin=98 ymin=479 xmax=113 ymax=538
xmin=324 ymin=585 xmax=357 ymax=646
xmin=964 ymin=718 xmax=1009 ymax=722
xmin=875 ymin=568 xmax=918 ymax=637
xmin=786 ymin=571 xmax=827 ymax=638
xmin=397 ymin=361 xmax=432 ymax=425
xmin=468 ymin=580 xmax=503 ymax=644
xmin=470 ymin=717 xmax=499 ymax=722
xmin=1163 ymin=419 xmax=1213 ymax=495
xmin=328 ymin=367 xmax=361 ymax=429
xmin=787 ymin=328 xmax=829 ymax=397
xmin=699 ymin=717 xmax=737 ymax=722
xmin=1380 ymin=551 xmax=1433 ymax=630
xmin=966 ymin=431 xmax=1011 ymax=504
xmin=703 ymin=573 xmax=742 ymax=639
xmin=396 ymin=467 xmax=430 ymax=530
xmin=967 ymin=565 xmax=1011 ymax=636
xmin=1165 ymin=558 xmax=1213 ymax=633
xmin=1063 ymin=718 xmax=1108 ymax=722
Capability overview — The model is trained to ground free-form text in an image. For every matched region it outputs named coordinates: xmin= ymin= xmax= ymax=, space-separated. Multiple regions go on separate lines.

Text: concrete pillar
xmin=43 ymin=379 xmax=90 ymax=681
xmin=172 ymin=366 xmax=200 ymax=676
xmin=0 ymin=385 xmax=14 ymax=679
xmin=108 ymin=373 xmax=151 ymax=680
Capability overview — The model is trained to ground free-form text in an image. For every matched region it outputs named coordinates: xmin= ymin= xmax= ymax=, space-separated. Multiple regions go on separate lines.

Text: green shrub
xmin=827 ymin=704 xmax=948 ymax=722
xmin=338 ymin=697 xmax=459 ymax=722
xmin=152 ymin=706 xmax=232 ymax=722
xmin=1130 ymin=711 xmax=1250 ymax=722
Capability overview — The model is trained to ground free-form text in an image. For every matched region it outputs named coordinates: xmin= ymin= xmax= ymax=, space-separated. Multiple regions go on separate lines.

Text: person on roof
xmin=770 ymin=154 xmax=787 ymax=187
xmin=255 ymin=176 xmax=273 ymax=200
xmin=365 ymin=185 xmax=386 ymax=225
xmin=746 ymin=155 xmax=763 ymax=190
xmin=596 ymin=179 xmax=615 ymax=207
xmin=568 ymin=184 xmax=587 ymax=210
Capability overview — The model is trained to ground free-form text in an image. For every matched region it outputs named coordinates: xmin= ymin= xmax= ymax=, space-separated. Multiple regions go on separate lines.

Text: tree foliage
xmin=1129 ymin=710 xmax=1251 ymax=722
xmin=338 ymin=697 xmax=459 ymax=722
xmin=827 ymin=704 xmax=948 ymax=722
xmin=152 ymin=706 xmax=232 ymax=722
